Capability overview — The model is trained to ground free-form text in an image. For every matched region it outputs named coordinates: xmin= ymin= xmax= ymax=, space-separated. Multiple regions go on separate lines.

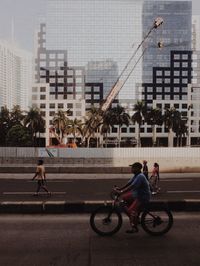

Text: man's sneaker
xmin=152 ymin=191 xmax=157 ymax=195
xmin=126 ymin=226 xmax=139 ymax=234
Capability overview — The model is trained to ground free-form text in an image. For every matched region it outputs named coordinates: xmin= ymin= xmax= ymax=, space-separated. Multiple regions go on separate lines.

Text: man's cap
xmin=129 ymin=162 xmax=143 ymax=169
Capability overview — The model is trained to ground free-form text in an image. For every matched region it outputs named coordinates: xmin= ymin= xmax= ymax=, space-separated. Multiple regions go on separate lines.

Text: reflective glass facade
xmin=142 ymin=1 xmax=192 ymax=83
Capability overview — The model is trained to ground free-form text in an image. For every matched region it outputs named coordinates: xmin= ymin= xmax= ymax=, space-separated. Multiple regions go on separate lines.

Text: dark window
xmin=121 ymin=128 xmax=127 ymax=133
xmin=182 ymin=104 xmax=187 ymax=109
xmin=156 ymin=104 xmax=162 ymax=109
xmin=40 ymin=87 xmax=46 ymax=92
xmin=67 ymin=103 xmax=73 ymax=109
xmin=67 ymin=110 xmax=73 ymax=116
xmin=112 ymin=127 xmax=117 ymax=133
xmin=156 ymin=128 xmax=162 ymax=133
xmin=58 ymin=103 xmax=64 ymax=108
xmin=49 ymin=111 xmax=55 ymax=116
xmin=40 ymin=95 xmax=46 ymax=100
xmin=49 ymin=103 xmax=55 ymax=109
xmin=40 ymin=103 xmax=46 ymax=109
xmin=181 ymin=112 xmax=187 ymax=117
xmin=165 ymin=104 xmax=170 ymax=109
xmin=130 ymin=128 xmax=135 ymax=133
xmin=174 ymin=104 xmax=179 ymax=109
xmin=147 ymin=128 xmax=152 ymax=133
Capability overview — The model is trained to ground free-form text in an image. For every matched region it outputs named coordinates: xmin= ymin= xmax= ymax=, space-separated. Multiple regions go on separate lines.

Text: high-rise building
xmin=35 ymin=23 xmax=85 ymax=101
xmin=142 ymin=1 xmax=192 ymax=83
xmin=44 ymin=0 xmax=142 ymax=100
xmin=192 ymin=16 xmax=200 ymax=51
xmin=0 ymin=40 xmax=32 ymax=110
xmin=86 ymin=60 xmax=118 ymax=99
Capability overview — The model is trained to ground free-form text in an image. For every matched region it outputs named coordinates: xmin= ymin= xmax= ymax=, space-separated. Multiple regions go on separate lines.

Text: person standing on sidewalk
xmin=142 ymin=160 xmax=149 ymax=180
xmin=32 ymin=159 xmax=51 ymax=196
xmin=150 ymin=162 xmax=160 ymax=195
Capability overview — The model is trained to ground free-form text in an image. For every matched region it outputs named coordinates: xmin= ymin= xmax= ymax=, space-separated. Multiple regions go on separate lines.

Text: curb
xmin=0 ymin=166 xmax=131 ymax=174
xmin=0 ymin=200 xmax=200 ymax=214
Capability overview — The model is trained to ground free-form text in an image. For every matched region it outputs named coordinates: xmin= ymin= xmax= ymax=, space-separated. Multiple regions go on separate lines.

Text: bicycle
xmin=90 ymin=188 xmax=173 ymax=237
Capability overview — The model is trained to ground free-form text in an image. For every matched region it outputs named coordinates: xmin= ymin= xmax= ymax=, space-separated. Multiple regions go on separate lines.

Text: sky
xmin=0 ymin=0 xmax=200 ymax=52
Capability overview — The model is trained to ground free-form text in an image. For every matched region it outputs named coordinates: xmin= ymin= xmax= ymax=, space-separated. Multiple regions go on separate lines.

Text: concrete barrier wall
xmin=0 ymin=147 xmax=200 ymax=173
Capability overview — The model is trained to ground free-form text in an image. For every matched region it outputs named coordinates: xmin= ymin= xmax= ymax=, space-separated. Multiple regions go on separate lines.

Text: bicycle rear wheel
xmin=141 ymin=208 xmax=173 ymax=236
xmin=90 ymin=206 xmax=122 ymax=236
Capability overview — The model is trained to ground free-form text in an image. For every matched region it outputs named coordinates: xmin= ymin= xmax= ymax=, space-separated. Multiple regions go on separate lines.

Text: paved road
xmin=0 ymin=213 xmax=199 ymax=266
xmin=0 ymin=173 xmax=200 ymax=202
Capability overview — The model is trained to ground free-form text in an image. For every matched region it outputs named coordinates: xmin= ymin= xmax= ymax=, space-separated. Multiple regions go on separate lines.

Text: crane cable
xmin=101 ymin=17 xmax=164 ymax=111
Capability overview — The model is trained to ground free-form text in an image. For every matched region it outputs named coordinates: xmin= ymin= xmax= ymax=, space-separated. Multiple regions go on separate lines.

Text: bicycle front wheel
xmin=141 ymin=209 xmax=173 ymax=236
xmin=90 ymin=206 xmax=122 ymax=236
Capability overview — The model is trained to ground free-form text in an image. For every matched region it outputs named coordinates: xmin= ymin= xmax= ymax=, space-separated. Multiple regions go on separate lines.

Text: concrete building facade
xmin=32 ymin=83 xmax=85 ymax=146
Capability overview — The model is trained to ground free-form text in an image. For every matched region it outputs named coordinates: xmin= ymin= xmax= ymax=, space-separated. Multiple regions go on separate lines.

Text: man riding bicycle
xmin=115 ymin=162 xmax=151 ymax=233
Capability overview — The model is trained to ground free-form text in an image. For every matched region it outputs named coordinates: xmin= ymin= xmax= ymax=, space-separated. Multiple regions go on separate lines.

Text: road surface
xmin=0 ymin=213 xmax=199 ymax=266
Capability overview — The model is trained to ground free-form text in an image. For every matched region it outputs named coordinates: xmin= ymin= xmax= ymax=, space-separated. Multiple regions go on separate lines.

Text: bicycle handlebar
xmin=110 ymin=186 xmax=120 ymax=200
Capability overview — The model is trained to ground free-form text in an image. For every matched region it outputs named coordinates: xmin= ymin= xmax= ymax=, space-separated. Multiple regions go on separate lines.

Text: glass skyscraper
xmin=142 ymin=1 xmax=192 ymax=83
xmin=44 ymin=0 xmax=142 ymax=100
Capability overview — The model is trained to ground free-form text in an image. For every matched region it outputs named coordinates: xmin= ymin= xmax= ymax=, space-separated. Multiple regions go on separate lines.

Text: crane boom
xmin=101 ymin=17 xmax=163 ymax=112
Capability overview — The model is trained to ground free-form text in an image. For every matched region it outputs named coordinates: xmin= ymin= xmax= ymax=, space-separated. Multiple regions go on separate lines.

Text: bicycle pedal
xmin=102 ymin=218 xmax=111 ymax=225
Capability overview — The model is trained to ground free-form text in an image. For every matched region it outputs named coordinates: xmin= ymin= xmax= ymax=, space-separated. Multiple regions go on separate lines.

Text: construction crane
xmin=49 ymin=127 xmax=62 ymax=146
xmin=49 ymin=126 xmax=77 ymax=148
xmin=100 ymin=17 xmax=164 ymax=112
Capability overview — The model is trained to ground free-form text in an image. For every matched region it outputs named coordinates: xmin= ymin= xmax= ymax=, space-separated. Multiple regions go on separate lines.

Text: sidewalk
xmin=0 ymin=165 xmax=130 ymax=173
xmin=0 ymin=172 xmax=200 ymax=179
xmin=1 ymin=165 xmax=200 ymax=174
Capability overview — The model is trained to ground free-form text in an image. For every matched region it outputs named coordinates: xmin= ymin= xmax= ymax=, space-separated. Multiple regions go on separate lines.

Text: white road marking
xmin=163 ymin=179 xmax=193 ymax=182
xmin=27 ymin=180 xmax=73 ymax=183
xmin=3 ymin=192 xmax=67 ymax=195
xmin=167 ymin=190 xmax=200 ymax=193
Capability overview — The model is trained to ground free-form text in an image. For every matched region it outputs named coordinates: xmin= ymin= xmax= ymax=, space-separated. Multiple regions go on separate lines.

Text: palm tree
xmin=179 ymin=119 xmax=188 ymax=147
xmin=131 ymin=101 xmax=147 ymax=147
xmin=52 ymin=110 xmax=69 ymax=144
xmin=109 ymin=105 xmax=130 ymax=147
xmin=24 ymin=107 xmax=45 ymax=146
xmin=36 ymin=115 xmax=45 ymax=147
xmin=163 ymin=108 xmax=180 ymax=147
xmin=145 ymin=107 xmax=163 ymax=146
xmin=101 ymin=109 xmax=115 ymax=147
xmin=173 ymin=117 xmax=188 ymax=147
xmin=83 ymin=107 xmax=103 ymax=147
xmin=10 ymin=105 xmax=24 ymax=127
xmin=0 ymin=106 xmax=10 ymax=146
xmin=65 ymin=118 xmax=83 ymax=145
